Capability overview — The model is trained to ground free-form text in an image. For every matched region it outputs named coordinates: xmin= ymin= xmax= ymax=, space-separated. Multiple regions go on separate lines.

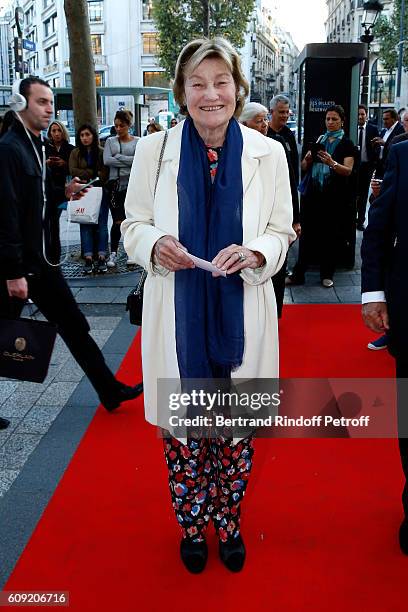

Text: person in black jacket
xmin=0 ymin=77 xmax=142 ymax=413
xmin=267 ymin=94 xmax=299 ymax=184
xmin=373 ymin=108 xmax=405 ymax=178
xmin=361 ymin=139 xmax=408 ymax=555
xmin=239 ymin=101 xmax=300 ymax=318
xmin=287 ymin=105 xmax=355 ymax=288
xmin=356 ymin=104 xmax=379 ymax=231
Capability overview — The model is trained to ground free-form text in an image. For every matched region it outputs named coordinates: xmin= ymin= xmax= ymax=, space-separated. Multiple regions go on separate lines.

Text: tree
xmin=64 ymin=0 xmax=97 ymax=130
xmin=374 ymin=0 xmax=408 ymax=72
xmin=152 ymin=0 xmax=256 ymax=78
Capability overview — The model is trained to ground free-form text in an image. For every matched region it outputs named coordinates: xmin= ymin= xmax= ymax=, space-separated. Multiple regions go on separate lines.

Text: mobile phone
xmin=73 ymin=177 xmax=99 ymax=194
xmin=311 ymin=142 xmax=325 ymax=161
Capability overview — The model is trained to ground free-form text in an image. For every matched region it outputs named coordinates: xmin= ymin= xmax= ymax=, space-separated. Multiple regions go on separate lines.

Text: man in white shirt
xmin=356 ymin=105 xmax=379 ymax=231
xmin=372 ymin=108 xmax=404 ymax=177
xmin=361 ymin=138 xmax=408 ymax=555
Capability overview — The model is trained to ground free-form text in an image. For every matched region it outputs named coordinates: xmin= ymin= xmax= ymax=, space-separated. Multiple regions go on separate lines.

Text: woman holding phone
xmin=69 ymin=124 xmax=109 ymax=274
xmin=286 ymin=105 xmax=355 ymax=288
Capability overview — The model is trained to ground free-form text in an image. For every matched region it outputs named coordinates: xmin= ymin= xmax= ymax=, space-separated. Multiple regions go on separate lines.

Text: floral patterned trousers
xmin=163 ymin=435 xmax=254 ymax=543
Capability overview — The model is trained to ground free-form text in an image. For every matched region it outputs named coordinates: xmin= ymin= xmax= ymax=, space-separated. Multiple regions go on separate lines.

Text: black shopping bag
xmin=0 ymin=317 xmax=57 ymax=383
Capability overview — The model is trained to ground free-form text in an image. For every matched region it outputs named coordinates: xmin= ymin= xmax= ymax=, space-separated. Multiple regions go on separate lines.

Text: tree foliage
xmin=152 ymin=0 xmax=256 ymax=79
xmin=374 ymin=0 xmax=408 ymax=72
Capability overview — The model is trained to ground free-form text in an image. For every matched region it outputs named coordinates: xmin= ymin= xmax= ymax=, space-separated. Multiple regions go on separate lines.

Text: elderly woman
xmin=240 ymin=102 xmax=300 ymax=318
xmin=122 ymin=38 xmax=294 ymax=574
xmin=286 ymin=104 xmax=355 ymax=288
xmin=239 ymin=101 xmax=269 ymax=135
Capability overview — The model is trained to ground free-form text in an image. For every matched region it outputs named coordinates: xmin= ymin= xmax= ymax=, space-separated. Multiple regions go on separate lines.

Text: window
xmin=43 ymin=0 xmax=54 ymax=8
xmin=88 ymin=1 xmax=103 ymax=23
xmin=142 ymin=33 xmax=158 ymax=54
xmin=45 ymin=43 xmax=58 ymax=65
xmin=95 ymin=71 xmax=105 ymax=87
xmin=91 ymin=34 xmax=103 ymax=55
xmin=143 ymin=71 xmax=169 ymax=88
xmin=65 ymin=71 xmax=104 ymax=87
xmin=25 ymin=6 xmax=35 ymax=27
xmin=142 ymin=0 xmax=153 ymax=20
xmin=44 ymin=13 xmax=57 ymax=38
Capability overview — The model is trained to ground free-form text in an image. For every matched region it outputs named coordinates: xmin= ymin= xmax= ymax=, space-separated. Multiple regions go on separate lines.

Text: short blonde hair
xmin=47 ymin=120 xmax=69 ymax=143
xmin=173 ymin=37 xmax=249 ymax=118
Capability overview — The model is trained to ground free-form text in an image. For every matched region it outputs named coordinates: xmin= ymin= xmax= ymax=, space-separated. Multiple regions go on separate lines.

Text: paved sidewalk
xmin=0 ymin=227 xmax=364 ymax=588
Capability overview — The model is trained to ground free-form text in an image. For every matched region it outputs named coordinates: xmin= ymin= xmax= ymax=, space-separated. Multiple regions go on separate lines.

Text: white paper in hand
xmin=182 ymin=249 xmax=227 ymax=277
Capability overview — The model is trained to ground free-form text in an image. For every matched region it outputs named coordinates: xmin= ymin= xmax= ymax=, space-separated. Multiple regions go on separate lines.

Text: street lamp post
xmin=377 ymin=76 xmax=385 ymax=129
xmin=360 ymin=1 xmax=384 ymax=107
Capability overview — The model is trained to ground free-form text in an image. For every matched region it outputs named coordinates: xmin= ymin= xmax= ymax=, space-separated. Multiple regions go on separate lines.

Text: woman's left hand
xmin=212 ymin=244 xmax=265 ymax=276
xmin=317 ymin=150 xmax=334 ymax=166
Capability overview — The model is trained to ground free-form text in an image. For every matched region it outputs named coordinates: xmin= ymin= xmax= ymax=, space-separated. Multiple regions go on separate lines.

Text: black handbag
xmin=126 ymin=130 xmax=168 ymax=326
xmin=126 ymin=269 xmax=147 ymax=326
xmin=0 ymin=316 xmax=57 ymax=383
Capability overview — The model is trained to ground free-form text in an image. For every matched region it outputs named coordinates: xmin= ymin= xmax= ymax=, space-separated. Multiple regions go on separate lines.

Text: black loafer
xmin=0 ymin=417 xmax=10 ymax=430
xmin=399 ymin=519 xmax=408 ymax=555
xmin=219 ymin=534 xmax=246 ymax=572
xmin=180 ymin=539 xmax=208 ymax=574
xmin=102 ymin=382 xmax=143 ymax=412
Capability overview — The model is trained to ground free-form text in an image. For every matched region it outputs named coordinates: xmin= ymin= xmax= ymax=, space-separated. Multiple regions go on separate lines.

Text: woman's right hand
xmin=304 ymin=151 xmax=312 ymax=164
xmin=153 ymin=236 xmax=195 ymax=272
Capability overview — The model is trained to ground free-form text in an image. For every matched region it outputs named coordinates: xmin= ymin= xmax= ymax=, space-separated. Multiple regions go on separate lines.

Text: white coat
xmin=122 ymin=121 xmax=296 ymax=440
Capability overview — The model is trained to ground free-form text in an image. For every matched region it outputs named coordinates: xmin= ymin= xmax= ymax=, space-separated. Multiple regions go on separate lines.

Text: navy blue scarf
xmin=175 ymin=117 xmax=244 ymax=379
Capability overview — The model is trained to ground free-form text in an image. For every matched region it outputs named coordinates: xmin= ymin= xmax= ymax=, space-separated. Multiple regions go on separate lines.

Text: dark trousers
xmin=396 ymin=357 xmax=408 ymax=517
xmin=356 ymin=162 xmax=374 ymax=226
xmin=163 ymin=435 xmax=254 ymax=543
xmin=293 ymin=190 xmax=339 ymax=281
xmin=272 ymin=255 xmax=287 ymax=319
xmin=0 ymin=267 xmax=119 ymax=402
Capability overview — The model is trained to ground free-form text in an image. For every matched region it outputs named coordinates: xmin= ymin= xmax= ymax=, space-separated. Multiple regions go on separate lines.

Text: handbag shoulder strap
xmin=117 ymin=136 xmax=121 ymax=179
xmin=154 ymin=130 xmax=168 ymax=198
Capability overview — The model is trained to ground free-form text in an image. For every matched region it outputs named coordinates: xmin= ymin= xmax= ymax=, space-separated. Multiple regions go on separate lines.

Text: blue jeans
xmin=80 ymin=192 xmax=109 ymax=258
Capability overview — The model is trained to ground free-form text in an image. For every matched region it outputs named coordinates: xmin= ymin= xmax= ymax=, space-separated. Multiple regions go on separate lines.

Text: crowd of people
xmin=2 ymin=34 xmax=408 ymax=573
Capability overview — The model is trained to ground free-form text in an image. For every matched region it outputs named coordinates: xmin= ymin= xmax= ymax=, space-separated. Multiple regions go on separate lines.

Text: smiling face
xmin=245 ymin=112 xmax=268 ymax=136
xmin=325 ymin=111 xmax=342 ymax=132
xmin=184 ymin=57 xmax=237 ymax=141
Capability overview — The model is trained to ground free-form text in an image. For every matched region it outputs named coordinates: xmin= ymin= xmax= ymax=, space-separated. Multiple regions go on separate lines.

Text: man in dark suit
xmin=361 ymin=139 xmax=408 ymax=554
xmin=356 ymin=104 xmax=379 ymax=231
xmin=373 ymin=108 xmax=405 ymax=178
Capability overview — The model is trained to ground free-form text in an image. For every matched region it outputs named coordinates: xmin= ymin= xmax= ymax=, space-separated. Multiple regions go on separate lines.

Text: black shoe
xmin=102 ymin=382 xmax=143 ymax=412
xmin=83 ymin=258 xmax=93 ymax=274
xmin=0 ymin=417 xmax=10 ymax=430
xmin=285 ymin=272 xmax=305 ymax=286
xmin=219 ymin=534 xmax=246 ymax=572
xmin=97 ymin=257 xmax=108 ymax=273
xmin=399 ymin=519 xmax=408 ymax=555
xmin=180 ymin=539 xmax=208 ymax=574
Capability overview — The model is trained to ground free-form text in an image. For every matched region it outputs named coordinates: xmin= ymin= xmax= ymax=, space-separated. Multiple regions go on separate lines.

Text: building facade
xmin=0 ymin=14 xmax=11 ymax=109
xmin=241 ymin=0 xmax=299 ymax=112
xmin=241 ymin=0 xmax=280 ymax=108
xmin=325 ymin=0 xmax=402 ymax=121
xmin=1 ymin=0 xmax=169 ymax=126
xmin=274 ymin=26 xmax=299 ymax=112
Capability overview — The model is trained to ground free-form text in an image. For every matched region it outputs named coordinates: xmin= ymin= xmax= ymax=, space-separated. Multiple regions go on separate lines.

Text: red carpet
xmin=4 ymin=305 xmax=407 ymax=611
